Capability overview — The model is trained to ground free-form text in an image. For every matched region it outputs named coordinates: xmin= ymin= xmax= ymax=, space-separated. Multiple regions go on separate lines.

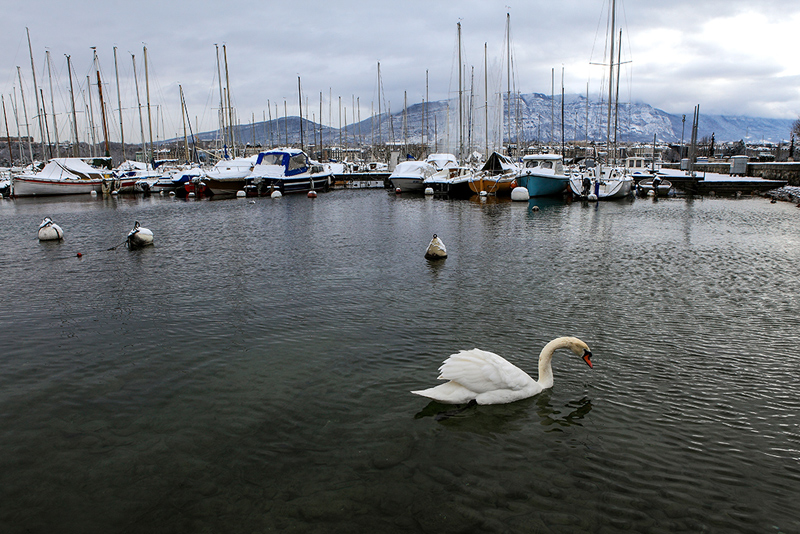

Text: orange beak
xmin=582 ymin=350 xmax=593 ymax=369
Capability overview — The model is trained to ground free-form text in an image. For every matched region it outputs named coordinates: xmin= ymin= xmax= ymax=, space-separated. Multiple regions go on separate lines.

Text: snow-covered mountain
xmin=194 ymin=93 xmax=795 ymax=147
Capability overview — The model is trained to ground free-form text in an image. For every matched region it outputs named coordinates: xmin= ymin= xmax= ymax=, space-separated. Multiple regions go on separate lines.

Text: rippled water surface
xmin=1 ymin=191 xmax=799 ymax=533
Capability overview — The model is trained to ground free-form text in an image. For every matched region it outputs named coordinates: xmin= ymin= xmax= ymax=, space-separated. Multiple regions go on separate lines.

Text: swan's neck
xmin=537 ymin=337 xmax=574 ymax=389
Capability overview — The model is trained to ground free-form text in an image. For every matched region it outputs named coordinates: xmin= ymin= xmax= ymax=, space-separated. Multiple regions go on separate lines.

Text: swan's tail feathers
xmin=411 ymin=381 xmax=477 ymax=405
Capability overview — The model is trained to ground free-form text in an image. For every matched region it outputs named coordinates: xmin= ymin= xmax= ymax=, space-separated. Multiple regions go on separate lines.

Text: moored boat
xmin=568 ymin=165 xmax=633 ymax=200
xmin=637 ymin=177 xmax=672 ymax=197
xmin=514 ymin=154 xmax=570 ymax=197
xmin=388 ymin=160 xmax=437 ymax=193
xmin=469 ymin=152 xmax=518 ymax=196
xmin=245 ymin=148 xmax=332 ymax=196
xmin=200 ymin=156 xmax=257 ymax=196
xmin=12 ymin=158 xmax=129 ymax=197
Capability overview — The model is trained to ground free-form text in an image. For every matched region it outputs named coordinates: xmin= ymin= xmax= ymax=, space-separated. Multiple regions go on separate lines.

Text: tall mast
xmin=613 ymin=29 xmax=622 ymax=162
xmin=561 ymin=67 xmax=565 ymax=158
xmin=298 ymin=76 xmax=304 ymax=152
xmin=377 ymin=62 xmax=382 ymax=146
xmin=40 ymin=89 xmax=52 ymax=158
xmin=46 ymin=51 xmax=59 ymax=158
xmin=223 ymin=45 xmax=235 ymax=156
xmin=180 ymin=85 xmax=189 ymax=161
xmin=66 ymin=55 xmax=79 ymax=156
xmin=484 ymin=42 xmax=488 ymax=156
xmin=458 ymin=21 xmax=463 ymax=161
xmin=131 ymin=55 xmax=147 ymax=162
xmin=425 ymin=69 xmax=429 ymax=152
xmin=585 ymin=82 xmax=589 ymax=144
xmin=403 ymin=91 xmax=407 ymax=156
xmin=550 ymin=68 xmax=554 ymax=144
xmin=505 ymin=14 xmax=511 ymax=153
xmin=2 ymin=96 xmax=14 ymax=165
xmin=11 ymin=89 xmax=24 ymax=161
xmin=26 ymin=28 xmax=45 ymax=151
xmin=86 ymin=75 xmax=96 ymax=156
xmin=93 ymin=48 xmax=111 ymax=158
xmin=17 ymin=67 xmax=34 ymax=162
xmin=215 ymin=44 xmax=227 ymax=151
xmin=113 ymin=47 xmax=125 ymax=160
xmin=606 ymin=0 xmax=616 ymax=156
xmin=143 ymin=45 xmax=154 ymax=159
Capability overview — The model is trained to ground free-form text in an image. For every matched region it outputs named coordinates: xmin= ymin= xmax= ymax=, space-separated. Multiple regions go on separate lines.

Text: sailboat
xmin=569 ymin=0 xmax=633 ymax=200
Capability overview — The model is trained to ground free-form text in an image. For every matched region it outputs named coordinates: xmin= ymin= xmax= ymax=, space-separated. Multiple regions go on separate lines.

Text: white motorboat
xmin=389 ymin=161 xmax=437 ymax=193
xmin=245 ymin=148 xmax=333 ymax=195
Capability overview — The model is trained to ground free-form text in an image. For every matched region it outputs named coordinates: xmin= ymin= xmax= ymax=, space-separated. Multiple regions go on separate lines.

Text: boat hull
xmin=12 ymin=176 xmax=138 ymax=197
xmin=516 ymin=172 xmax=569 ymax=197
xmin=468 ymin=176 xmax=515 ymax=196
xmin=247 ymin=173 xmax=332 ymax=196
xmin=637 ymin=179 xmax=672 ymax=197
xmin=390 ymin=177 xmax=426 ymax=192
xmin=569 ymin=175 xmax=633 ymax=199
xmin=202 ymin=178 xmax=248 ymax=196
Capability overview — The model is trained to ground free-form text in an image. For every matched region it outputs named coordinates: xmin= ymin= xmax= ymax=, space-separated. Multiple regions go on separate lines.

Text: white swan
xmin=411 ymin=336 xmax=592 ymax=405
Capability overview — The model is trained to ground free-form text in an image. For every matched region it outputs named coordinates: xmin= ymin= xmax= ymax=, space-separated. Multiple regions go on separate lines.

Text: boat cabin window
xmin=527 ymin=160 xmax=553 ymax=169
xmin=288 ymin=154 xmax=307 ymax=172
xmin=260 ymin=153 xmax=285 ymax=166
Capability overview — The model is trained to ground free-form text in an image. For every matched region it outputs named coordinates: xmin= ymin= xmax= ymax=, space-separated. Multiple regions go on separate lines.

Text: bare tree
xmin=792 ymin=118 xmax=800 ymax=139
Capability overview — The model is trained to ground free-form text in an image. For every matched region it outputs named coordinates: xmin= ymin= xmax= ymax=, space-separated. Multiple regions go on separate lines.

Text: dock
xmin=332 ymin=172 xmax=391 ymax=189
xmin=658 ymin=168 xmax=787 ymax=195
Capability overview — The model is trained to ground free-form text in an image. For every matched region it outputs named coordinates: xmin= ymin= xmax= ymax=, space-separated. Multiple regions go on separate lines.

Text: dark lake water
xmin=1 ymin=190 xmax=799 ymax=533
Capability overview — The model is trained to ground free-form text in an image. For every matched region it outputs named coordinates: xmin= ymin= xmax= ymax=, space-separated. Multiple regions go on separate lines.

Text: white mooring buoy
xmin=37 ymin=217 xmax=64 ymax=241
xmin=127 ymin=221 xmax=154 ymax=249
xmin=588 ymin=193 xmax=598 ymax=202
xmin=511 ymin=186 xmax=529 ymax=201
xmin=236 ymin=190 xmax=246 ymax=198
xmin=424 ymin=187 xmax=434 ymax=195
xmin=425 ymin=234 xmax=447 ymax=260
xmin=271 ymin=190 xmax=283 ymax=198
xmin=308 ymin=190 xmax=317 ymax=198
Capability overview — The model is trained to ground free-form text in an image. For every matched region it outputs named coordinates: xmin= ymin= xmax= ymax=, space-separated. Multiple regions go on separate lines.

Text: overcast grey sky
xmin=2 ymin=0 xmax=799 ymax=143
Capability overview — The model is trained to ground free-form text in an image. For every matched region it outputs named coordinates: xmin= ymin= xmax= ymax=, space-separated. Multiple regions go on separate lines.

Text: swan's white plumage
xmin=412 ymin=337 xmax=591 ymax=405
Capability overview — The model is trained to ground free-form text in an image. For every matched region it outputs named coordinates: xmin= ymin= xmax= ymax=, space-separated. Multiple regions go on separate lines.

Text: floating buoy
xmin=236 ymin=190 xmax=246 ymax=198
xmin=531 ymin=205 xmax=540 ymax=212
xmin=308 ymin=190 xmax=317 ymax=198
xmin=425 ymin=233 xmax=447 ymax=260
xmin=37 ymin=217 xmax=64 ymax=241
xmin=271 ymin=190 xmax=282 ymax=198
xmin=188 ymin=192 xmax=195 ymax=198
xmin=588 ymin=193 xmax=598 ymax=202
xmin=249 ymin=200 xmax=256 ymax=204
xmin=424 ymin=187 xmax=434 ymax=195
xmin=647 ymin=190 xmax=655 ymax=197
xmin=511 ymin=186 xmax=529 ymax=201
xmin=111 ymin=190 xmax=118 ymax=196
xmin=76 ymin=252 xmax=82 ymax=258
xmin=479 ymin=190 xmax=488 ymax=197
xmin=159 ymin=190 xmax=165 ymax=195
xmin=127 ymin=221 xmax=154 ymax=249
xmin=395 ymin=187 xmax=402 ymax=194
xmin=90 ymin=190 xmax=97 ymax=196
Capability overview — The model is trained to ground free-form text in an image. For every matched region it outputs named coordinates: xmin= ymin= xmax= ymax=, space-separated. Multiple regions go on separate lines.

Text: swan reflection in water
xmin=414 ymin=393 xmax=594 ymax=434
